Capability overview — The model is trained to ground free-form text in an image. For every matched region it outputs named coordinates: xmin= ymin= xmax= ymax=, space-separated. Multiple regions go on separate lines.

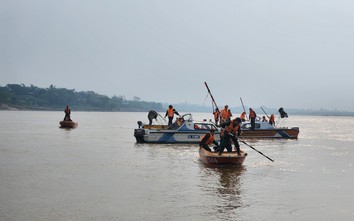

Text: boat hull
xmin=59 ymin=121 xmax=78 ymax=128
xmin=240 ymin=127 xmax=299 ymax=139
xmin=134 ymin=129 xmax=221 ymax=143
xmin=199 ymin=148 xmax=247 ymax=166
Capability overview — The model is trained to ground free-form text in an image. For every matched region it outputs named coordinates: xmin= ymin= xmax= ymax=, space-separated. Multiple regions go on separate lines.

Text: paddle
xmin=239 ymin=138 xmax=275 ymax=162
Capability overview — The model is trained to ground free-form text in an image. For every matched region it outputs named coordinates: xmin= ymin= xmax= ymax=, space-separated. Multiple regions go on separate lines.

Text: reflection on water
xmin=198 ymin=162 xmax=246 ymax=220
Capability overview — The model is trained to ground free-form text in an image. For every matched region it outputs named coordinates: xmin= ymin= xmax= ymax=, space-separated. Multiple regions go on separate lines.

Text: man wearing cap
xmin=199 ymin=129 xmax=219 ymax=152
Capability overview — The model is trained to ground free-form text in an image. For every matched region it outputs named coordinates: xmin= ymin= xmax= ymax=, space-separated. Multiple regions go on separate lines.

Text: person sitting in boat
xmin=199 ymin=129 xmax=219 ymax=152
xmin=220 ymin=105 xmax=231 ymax=124
xmin=262 ymin=116 xmax=267 ymax=122
xmin=164 ymin=105 xmax=180 ymax=126
xmin=269 ymin=114 xmax=275 ymax=126
xmin=175 ymin=117 xmax=184 ymax=126
xmin=240 ymin=112 xmax=247 ymax=122
xmin=63 ymin=105 xmax=71 ymax=121
xmin=217 ymin=117 xmax=242 ymax=155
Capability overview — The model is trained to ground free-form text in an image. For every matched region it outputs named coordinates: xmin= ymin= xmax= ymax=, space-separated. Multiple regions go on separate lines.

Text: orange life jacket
xmin=225 ymin=119 xmax=240 ymax=134
xmin=220 ymin=108 xmax=231 ymax=120
xmin=200 ymin=132 xmax=214 ymax=145
xmin=167 ymin=108 xmax=174 ymax=117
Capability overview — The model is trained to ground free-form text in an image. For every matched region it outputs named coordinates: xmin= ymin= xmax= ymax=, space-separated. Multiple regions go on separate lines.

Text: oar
xmin=239 ymin=139 xmax=274 ymax=162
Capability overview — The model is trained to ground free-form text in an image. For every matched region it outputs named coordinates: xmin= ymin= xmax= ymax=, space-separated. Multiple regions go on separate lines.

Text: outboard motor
xmin=278 ymin=107 xmax=288 ymax=118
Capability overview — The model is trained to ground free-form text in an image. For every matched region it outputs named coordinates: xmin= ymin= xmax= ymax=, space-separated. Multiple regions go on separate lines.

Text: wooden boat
xmin=59 ymin=120 xmax=78 ymax=128
xmin=199 ymin=147 xmax=247 ymax=166
xmin=240 ymin=121 xmax=299 ymax=139
xmin=134 ymin=113 xmax=221 ymax=143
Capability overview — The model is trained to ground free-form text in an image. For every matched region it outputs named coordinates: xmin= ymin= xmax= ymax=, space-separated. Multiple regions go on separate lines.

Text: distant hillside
xmin=0 ymin=84 xmax=163 ymax=112
xmin=1 ymin=83 xmax=353 ymax=116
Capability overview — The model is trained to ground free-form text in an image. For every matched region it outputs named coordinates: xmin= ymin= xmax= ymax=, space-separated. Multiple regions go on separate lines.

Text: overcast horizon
xmin=1 ymin=1 xmax=354 ymax=111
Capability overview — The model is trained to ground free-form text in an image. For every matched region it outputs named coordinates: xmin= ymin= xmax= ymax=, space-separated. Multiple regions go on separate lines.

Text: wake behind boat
xmin=134 ymin=113 xmax=220 ymax=143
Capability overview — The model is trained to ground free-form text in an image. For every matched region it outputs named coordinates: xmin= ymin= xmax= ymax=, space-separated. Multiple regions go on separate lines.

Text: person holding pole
xmin=218 ymin=117 xmax=242 ymax=155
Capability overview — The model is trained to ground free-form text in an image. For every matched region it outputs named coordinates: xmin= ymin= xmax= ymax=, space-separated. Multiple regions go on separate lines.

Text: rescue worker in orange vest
xmin=220 ymin=105 xmax=231 ymax=124
xmin=217 ymin=117 xmax=242 ymax=155
xmin=164 ymin=105 xmax=180 ymax=126
xmin=64 ymin=105 xmax=71 ymax=121
xmin=199 ymin=129 xmax=219 ymax=152
xmin=213 ymin=108 xmax=220 ymax=126
xmin=249 ymin=108 xmax=257 ymax=130
xmin=269 ymin=114 xmax=275 ymax=126
xmin=240 ymin=112 xmax=247 ymax=122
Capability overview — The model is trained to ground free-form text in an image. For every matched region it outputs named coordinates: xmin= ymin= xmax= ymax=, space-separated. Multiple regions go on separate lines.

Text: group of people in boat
xmin=199 ymin=117 xmax=242 ymax=155
xmin=200 ymin=104 xmax=278 ymax=155
xmin=213 ymin=105 xmax=275 ymax=129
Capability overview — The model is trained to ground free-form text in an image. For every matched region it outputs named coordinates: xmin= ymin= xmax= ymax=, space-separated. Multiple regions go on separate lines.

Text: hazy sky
xmin=1 ymin=0 xmax=354 ymax=111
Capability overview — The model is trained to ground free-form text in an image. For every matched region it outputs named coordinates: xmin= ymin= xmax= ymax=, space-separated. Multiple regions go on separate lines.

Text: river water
xmin=1 ymin=111 xmax=354 ymax=221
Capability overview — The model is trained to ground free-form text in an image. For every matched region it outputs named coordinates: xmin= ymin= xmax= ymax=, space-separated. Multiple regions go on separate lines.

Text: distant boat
xmin=199 ymin=148 xmax=247 ymax=166
xmin=59 ymin=120 xmax=78 ymax=129
xmin=239 ymin=121 xmax=299 ymax=139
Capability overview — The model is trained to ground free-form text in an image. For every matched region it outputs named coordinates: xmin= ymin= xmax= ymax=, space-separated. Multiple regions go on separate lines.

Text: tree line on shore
xmin=1 ymin=83 xmax=354 ymax=116
xmin=0 ymin=84 xmax=163 ymax=112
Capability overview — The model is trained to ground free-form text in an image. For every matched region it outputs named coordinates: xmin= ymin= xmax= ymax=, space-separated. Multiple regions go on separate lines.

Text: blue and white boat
xmin=134 ymin=113 xmax=220 ymax=143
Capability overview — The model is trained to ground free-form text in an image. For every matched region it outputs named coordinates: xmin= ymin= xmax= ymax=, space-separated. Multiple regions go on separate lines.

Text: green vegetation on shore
xmin=1 ymin=83 xmax=354 ymax=116
xmin=0 ymin=84 xmax=163 ymax=112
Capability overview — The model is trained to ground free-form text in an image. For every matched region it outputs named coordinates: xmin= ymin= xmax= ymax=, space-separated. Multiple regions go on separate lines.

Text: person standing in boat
xmin=220 ymin=105 xmax=231 ymax=124
xmin=240 ymin=111 xmax=247 ymax=122
xmin=199 ymin=129 xmax=219 ymax=152
xmin=164 ymin=105 xmax=180 ymax=126
xmin=218 ymin=117 xmax=242 ymax=155
xmin=269 ymin=114 xmax=275 ymax=126
xmin=64 ymin=105 xmax=71 ymax=121
xmin=213 ymin=108 xmax=220 ymax=126
xmin=249 ymin=108 xmax=257 ymax=130
xmin=148 ymin=110 xmax=158 ymax=125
